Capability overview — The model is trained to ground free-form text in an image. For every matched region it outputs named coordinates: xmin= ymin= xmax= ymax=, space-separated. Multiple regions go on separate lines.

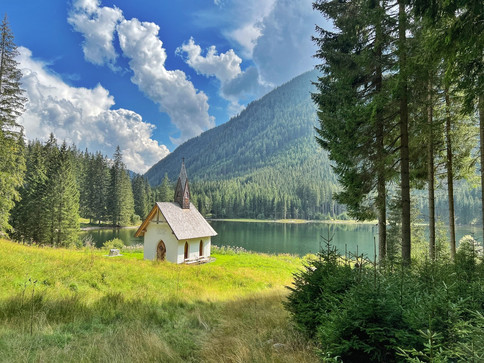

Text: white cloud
xmin=176 ymin=38 xmax=268 ymax=113
xmin=18 ymin=47 xmax=169 ymax=173
xmin=176 ymin=37 xmax=242 ymax=82
xmin=252 ymin=0 xmax=319 ymax=85
xmin=68 ymin=0 xmax=123 ymax=69
xmin=69 ymin=1 xmax=215 ymax=145
xmin=117 ymin=18 xmax=214 ymax=145
xmin=211 ymin=0 xmax=320 ymax=86
xmin=228 ymin=23 xmax=263 ymax=59
xmin=221 ymin=0 xmax=276 ymax=58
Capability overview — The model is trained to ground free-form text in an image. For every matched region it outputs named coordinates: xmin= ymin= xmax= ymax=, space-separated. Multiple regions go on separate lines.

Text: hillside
xmin=145 ymin=70 xmax=345 ymax=220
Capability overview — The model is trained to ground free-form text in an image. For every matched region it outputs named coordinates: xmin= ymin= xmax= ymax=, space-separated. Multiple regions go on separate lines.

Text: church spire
xmin=174 ymin=158 xmax=190 ymax=209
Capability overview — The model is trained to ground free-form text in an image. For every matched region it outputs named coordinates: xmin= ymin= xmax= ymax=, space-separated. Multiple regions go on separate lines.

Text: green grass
xmin=0 ymin=239 xmax=317 ymax=362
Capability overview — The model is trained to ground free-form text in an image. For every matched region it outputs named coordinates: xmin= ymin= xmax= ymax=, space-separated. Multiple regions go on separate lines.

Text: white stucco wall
xmin=143 ymin=211 xmax=179 ymax=263
xmin=143 ymin=210 xmax=212 ymax=264
xmin=175 ymin=237 xmax=211 ymax=263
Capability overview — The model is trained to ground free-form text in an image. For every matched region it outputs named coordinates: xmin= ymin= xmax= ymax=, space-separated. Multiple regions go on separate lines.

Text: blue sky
xmin=3 ymin=0 xmax=325 ymax=173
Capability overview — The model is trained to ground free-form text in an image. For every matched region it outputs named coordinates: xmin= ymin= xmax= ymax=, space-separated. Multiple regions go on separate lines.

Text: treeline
xmin=8 ymin=136 xmax=177 ymax=246
xmin=313 ymin=0 xmax=483 ymax=264
xmin=190 ymin=157 xmax=345 ymax=220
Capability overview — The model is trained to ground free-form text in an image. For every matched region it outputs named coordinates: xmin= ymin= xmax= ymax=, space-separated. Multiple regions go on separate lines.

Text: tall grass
xmin=0 ymin=239 xmax=317 ymax=362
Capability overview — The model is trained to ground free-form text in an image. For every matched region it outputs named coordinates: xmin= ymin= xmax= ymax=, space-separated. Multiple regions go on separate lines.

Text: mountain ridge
xmin=144 ymin=70 xmax=345 ymax=220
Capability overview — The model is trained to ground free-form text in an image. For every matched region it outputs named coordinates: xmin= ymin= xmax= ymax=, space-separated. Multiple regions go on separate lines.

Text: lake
xmin=79 ymin=221 xmax=483 ymax=257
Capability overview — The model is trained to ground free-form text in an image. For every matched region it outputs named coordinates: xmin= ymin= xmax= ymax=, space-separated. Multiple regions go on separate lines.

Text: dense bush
xmin=285 ymin=243 xmax=484 ymax=362
xmin=103 ymin=238 xmax=125 ymax=250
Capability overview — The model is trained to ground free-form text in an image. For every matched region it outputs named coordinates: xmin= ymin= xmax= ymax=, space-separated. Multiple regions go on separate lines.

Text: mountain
xmin=144 ymin=70 xmax=344 ymax=220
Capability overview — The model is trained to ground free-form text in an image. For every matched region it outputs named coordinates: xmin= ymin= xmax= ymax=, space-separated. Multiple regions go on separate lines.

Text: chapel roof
xmin=134 ymin=202 xmax=217 ymax=240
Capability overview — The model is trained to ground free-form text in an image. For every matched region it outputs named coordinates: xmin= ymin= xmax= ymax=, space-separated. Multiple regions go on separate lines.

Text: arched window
xmin=184 ymin=242 xmax=189 ymax=260
xmin=199 ymin=240 xmax=203 ymax=257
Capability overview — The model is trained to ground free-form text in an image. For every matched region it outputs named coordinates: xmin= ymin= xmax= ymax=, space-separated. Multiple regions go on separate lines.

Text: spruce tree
xmin=108 ymin=146 xmax=134 ymax=226
xmin=42 ymin=138 xmax=79 ymax=246
xmin=52 ymin=143 xmax=80 ymax=246
xmin=159 ymin=173 xmax=172 ymax=202
xmin=89 ymin=152 xmax=109 ymax=224
xmin=132 ymin=174 xmax=150 ymax=219
xmin=0 ymin=14 xmax=26 ymax=233
xmin=313 ymin=0 xmax=395 ymax=261
xmin=414 ymin=0 xmax=483 ymax=255
xmin=10 ymin=141 xmax=48 ymax=243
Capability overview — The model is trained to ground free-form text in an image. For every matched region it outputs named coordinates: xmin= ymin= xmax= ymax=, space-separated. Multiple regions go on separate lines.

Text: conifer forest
xmin=1 ymin=1 xmax=484 ymax=361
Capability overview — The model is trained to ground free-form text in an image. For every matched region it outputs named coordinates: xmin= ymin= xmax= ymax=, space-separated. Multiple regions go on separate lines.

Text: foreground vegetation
xmin=0 ymin=239 xmax=317 ymax=362
xmin=287 ymin=237 xmax=484 ymax=361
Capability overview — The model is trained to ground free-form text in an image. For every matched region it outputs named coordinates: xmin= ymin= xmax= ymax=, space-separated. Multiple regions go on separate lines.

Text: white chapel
xmin=134 ymin=160 xmax=217 ymax=263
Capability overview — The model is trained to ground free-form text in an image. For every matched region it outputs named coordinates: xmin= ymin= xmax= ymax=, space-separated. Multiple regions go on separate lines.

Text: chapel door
xmin=157 ymin=241 xmax=166 ymax=261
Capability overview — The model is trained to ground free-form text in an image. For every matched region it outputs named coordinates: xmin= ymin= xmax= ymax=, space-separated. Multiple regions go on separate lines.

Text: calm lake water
xmin=79 ymin=221 xmax=483 ymax=257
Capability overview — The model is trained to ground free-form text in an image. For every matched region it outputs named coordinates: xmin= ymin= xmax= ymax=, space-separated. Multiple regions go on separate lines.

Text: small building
xmin=135 ymin=160 xmax=217 ymax=263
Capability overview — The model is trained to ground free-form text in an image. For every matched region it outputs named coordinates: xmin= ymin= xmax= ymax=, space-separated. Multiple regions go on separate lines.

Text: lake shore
xmin=208 ymin=218 xmax=378 ymax=224
xmin=80 ymin=225 xmax=139 ymax=231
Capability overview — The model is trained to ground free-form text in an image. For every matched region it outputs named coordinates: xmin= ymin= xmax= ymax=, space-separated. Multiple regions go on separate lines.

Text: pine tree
xmin=51 ymin=143 xmax=80 ymax=246
xmin=89 ymin=152 xmax=109 ymax=224
xmin=12 ymin=137 xmax=80 ymax=246
xmin=10 ymin=141 xmax=47 ymax=243
xmin=108 ymin=146 xmax=134 ymax=226
xmin=0 ymin=14 xmax=26 ymax=234
xmin=119 ymin=169 xmax=134 ymax=225
xmin=42 ymin=138 xmax=79 ymax=246
xmin=78 ymin=149 xmax=91 ymax=221
xmin=132 ymin=174 xmax=150 ymax=219
xmin=414 ymin=0 xmax=483 ymax=256
xmin=313 ymin=0 xmax=396 ymax=261
xmin=159 ymin=173 xmax=172 ymax=202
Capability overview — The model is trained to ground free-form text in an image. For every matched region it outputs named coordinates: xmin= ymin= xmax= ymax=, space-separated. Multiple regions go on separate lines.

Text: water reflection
xmin=79 ymin=222 xmax=483 ymax=257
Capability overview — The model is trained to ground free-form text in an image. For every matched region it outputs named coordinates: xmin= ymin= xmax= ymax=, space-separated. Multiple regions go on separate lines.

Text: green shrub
xmin=457 ymin=235 xmax=483 ymax=259
xmin=285 ymin=243 xmax=355 ymax=338
xmin=130 ymin=214 xmax=141 ymax=225
xmin=285 ymin=243 xmax=484 ymax=362
xmin=103 ymin=238 xmax=125 ymax=250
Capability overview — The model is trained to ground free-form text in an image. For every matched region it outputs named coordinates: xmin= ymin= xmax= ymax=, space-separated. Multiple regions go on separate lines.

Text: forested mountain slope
xmin=144 ymin=70 xmax=481 ymax=223
xmin=145 ymin=70 xmax=345 ymax=219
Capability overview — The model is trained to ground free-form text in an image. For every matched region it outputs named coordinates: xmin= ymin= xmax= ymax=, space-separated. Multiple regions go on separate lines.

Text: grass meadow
xmin=0 ymin=239 xmax=317 ymax=362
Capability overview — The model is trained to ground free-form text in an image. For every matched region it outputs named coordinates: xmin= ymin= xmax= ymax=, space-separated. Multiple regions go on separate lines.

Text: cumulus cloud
xmin=228 ymin=23 xmax=263 ymax=59
xmin=68 ymin=0 xmax=123 ymax=69
xmin=176 ymin=37 xmax=242 ymax=82
xmin=69 ymin=1 xmax=215 ymax=145
xmin=211 ymin=0 xmax=320 ymax=86
xmin=116 ymin=19 xmax=214 ymax=145
xmin=214 ymin=0 xmax=275 ymax=59
xmin=18 ymin=47 xmax=169 ymax=173
xmin=176 ymin=38 xmax=268 ymax=114
xmin=252 ymin=0 xmax=320 ymax=85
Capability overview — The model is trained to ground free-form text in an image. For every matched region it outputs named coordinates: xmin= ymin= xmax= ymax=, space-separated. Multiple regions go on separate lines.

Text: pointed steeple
xmin=174 ymin=158 xmax=190 ymax=209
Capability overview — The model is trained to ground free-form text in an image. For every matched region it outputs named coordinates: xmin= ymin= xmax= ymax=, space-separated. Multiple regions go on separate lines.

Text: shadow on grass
xmin=0 ymin=290 xmax=317 ymax=362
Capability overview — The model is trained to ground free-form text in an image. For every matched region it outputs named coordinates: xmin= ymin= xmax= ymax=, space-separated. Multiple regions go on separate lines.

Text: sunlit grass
xmin=0 ymin=238 xmax=317 ymax=362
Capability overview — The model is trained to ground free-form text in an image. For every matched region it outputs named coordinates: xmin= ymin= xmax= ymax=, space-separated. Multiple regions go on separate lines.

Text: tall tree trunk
xmin=480 ymin=95 xmax=484 ymax=250
xmin=375 ymin=2 xmax=386 ymax=263
xmin=399 ymin=0 xmax=411 ymax=265
xmin=377 ymin=170 xmax=386 ymax=262
xmin=428 ymin=79 xmax=435 ymax=260
xmin=445 ymin=87 xmax=456 ymax=260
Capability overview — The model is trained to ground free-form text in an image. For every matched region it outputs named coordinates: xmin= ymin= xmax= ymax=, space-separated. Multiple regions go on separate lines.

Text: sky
xmin=3 ymin=0 xmax=326 ymax=173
